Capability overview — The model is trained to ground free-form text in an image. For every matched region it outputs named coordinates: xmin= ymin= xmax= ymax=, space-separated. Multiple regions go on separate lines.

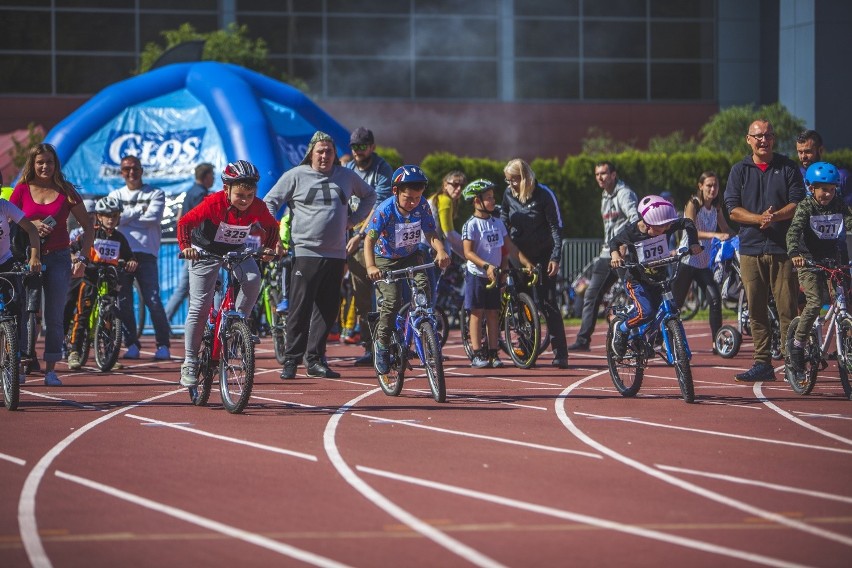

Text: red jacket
xmin=177 ymin=190 xmax=279 ymax=254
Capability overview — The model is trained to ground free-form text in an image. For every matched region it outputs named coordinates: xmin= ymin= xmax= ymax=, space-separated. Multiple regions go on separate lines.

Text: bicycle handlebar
xmin=378 ymin=261 xmax=437 ymax=283
xmin=484 ymin=265 xmax=539 ymax=290
xmin=179 ymin=248 xmax=267 ymax=262
xmin=621 ymin=247 xmax=694 ymax=271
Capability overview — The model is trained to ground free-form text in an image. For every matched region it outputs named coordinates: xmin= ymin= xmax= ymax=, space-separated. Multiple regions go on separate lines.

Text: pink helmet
xmin=638 ymin=194 xmax=678 ymax=226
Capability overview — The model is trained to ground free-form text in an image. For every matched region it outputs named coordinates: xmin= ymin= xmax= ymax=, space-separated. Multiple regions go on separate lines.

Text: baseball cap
xmin=349 ymin=127 xmax=374 ymax=146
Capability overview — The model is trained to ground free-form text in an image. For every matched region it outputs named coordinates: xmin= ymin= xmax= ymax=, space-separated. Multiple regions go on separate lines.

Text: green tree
xmin=647 ymin=131 xmax=698 ymax=154
xmin=137 ymin=23 xmax=308 ymax=92
xmin=698 ymin=102 xmax=806 ymax=156
xmin=581 ymin=127 xmax=636 ymax=154
xmin=10 ymin=122 xmax=45 ymax=170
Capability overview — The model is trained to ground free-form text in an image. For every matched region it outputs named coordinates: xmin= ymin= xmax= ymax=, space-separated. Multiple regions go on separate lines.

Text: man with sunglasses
xmin=724 ymin=119 xmax=805 ymax=382
xmin=343 ymin=127 xmax=393 ymax=366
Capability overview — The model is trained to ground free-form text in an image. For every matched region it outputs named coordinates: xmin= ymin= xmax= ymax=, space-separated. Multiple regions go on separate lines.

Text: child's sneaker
xmin=180 ymin=361 xmax=198 ymax=387
xmin=44 ymin=371 xmax=62 ymax=386
xmin=375 ymin=343 xmax=390 ymax=374
xmin=788 ymin=343 xmax=805 ymax=373
xmin=611 ymin=325 xmax=628 ymax=359
xmin=488 ymin=349 xmax=505 ymax=368
xmin=471 ymin=350 xmax=490 ymax=368
xmin=67 ymin=351 xmax=82 ymax=370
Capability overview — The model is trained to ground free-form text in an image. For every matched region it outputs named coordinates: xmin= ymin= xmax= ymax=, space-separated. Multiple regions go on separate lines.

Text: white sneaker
xmin=44 ymin=371 xmax=62 ymax=386
xmin=123 ymin=344 xmax=140 ymax=359
xmin=180 ymin=361 xmax=198 ymax=387
xmin=154 ymin=346 xmax=171 ymax=360
xmin=67 ymin=351 xmax=82 ymax=370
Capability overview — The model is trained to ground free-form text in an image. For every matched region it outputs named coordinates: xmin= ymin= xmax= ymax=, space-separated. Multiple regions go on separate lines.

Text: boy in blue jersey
xmin=365 ymin=165 xmax=451 ymax=374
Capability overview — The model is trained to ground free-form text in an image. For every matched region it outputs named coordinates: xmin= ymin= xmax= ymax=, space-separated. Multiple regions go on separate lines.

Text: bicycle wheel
xmin=433 ymin=307 xmax=449 ymax=348
xmin=503 ymin=292 xmax=540 ymax=369
xmin=0 ymin=320 xmax=20 ymax=411
xmin=271 ymin=309 xmax=287 ymax=365
xmin=419 ymin=320 xmax=446 ymax=403
xmin=374 ymin=332 xmax=405 ymax=396
xmin=93 ymin=311 xmax=122 ymax=372
xmin=680 ymin=281 xmax=701 ymax=321
xmin=219 ymin=319 xmax=255 ymax=414
xmin=460 ymin=308 xmax=487 ymax=361
xmin=537 ymin=307 xmax=551 ymax=356
xmin=838 ymin=317 xmax=852 ymax=400
xmin=785 ymin=317 xmax=819 ymax=395
xmin=665 ymin=319 xmax=695 ymax=403
xmin=191 ymin=338 xmax=215 ymax=407
xmin=714 ymin=324 xmax=741 ymax=359
xmin=79 ymin=328 xmax=92 ymax=367
xmin=606 ymin=317 xmax=644 ymax=397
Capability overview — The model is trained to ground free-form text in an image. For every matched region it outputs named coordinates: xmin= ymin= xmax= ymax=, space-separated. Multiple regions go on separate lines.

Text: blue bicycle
xmin=367 ymin=261 xmax=446 ymax=403
xmin=605 ymin=248 xmax=696 ymax=403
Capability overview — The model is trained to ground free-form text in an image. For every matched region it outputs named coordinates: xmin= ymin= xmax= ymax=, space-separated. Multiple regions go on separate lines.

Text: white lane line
xmin=54 ymin=470 xmax=351 ymax=568
xmin=124 ymin=414 xmax=316 ymax=462
xmin=323 ymin=389 xmax=507 ymax=568
xmin=793 ymin=411 xmax=852 ymax=421
xmin=656 ymin=465 xmax=852 ymax=505
xmin=754 ymin=384 xmax=852 ymax=446
xmin=1 ymin=452 xmax=26 ymax=466
xmin=349 ymin=413 xmax=601 ymax=459
xmin=356 ymin=465 xmax=808 ymax=568
xmin=557 ymin=374 xmax=852 ymax=549
xmin=573 ymin=412 xmax=852 ymax=456
xmin=19 ymin=388 xmax=183 ymax=568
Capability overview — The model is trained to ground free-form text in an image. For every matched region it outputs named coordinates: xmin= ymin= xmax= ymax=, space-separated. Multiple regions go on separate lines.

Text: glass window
xmin=0 ymin=55 xmax=51 ymax=93
xmin=415 ymin=17 xmax=497 ymax=58
xmin=584 ymin=62 xmax=646 ymax=99
xmin=415 ymin=60 xmax=497 ymax=99
xmin=584 ymin=0 xmax=645 ymax=18
xmin=414 ymin=0 xmax=497 ymax=15
xmin=140 ymin=0 xmax=218 ymax=8
xmin=651 ymin=62 xmax=714 ymax=100
xmin=515 ymin=0 xmax=578 ymax=17
xmin=515 ymin=20 xmax=579 ymax=58
xmin=56 ymin=0 xmax=134 ymax=7
xmin=326 ymin=0 xmax=408 ymax=14
xmin=56 ymin=12 xmax=135 ymax=51
xmin=327 ymin=58 xmax=411 ymax=98
xmin=583 ymin=21 xmax=646 ymax=58
xmin=651 ymin=0 xmax=714 ymax=18
xmin=139 ymin=13 xmax=219 ymax=46
xmin=515 ymin=61 xmax=579 ymax=100
xmin=239 ymin=15 xmax=322 ymax=55
xmin=56 ymin=55 xmax=136 ymax=94
xmin=651 ymin=22 xmax=714 ymax=60
xmin=327 ymin=16 xmax=409 ymax=57
xmin=237 ymin=0 xmax=316 ymax=12
xmin=269 ymin=56 xmax=322 ymax=92
xmin=0 ymin=10 xmax=51 ymax=50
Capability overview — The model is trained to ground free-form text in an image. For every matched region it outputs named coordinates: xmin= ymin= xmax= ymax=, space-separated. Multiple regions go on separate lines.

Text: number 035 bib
xmin=214 ymin=222 xmax=250 ymax=245
xmin=809 ymin=213 xmax=844 ymax=240
xmin=92 ymin=239 xmax=121 ymax=264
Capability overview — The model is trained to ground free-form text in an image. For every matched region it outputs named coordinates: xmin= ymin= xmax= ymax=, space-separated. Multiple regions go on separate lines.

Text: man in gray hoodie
xmin=265 ymin=131 xmax=376 ymax=379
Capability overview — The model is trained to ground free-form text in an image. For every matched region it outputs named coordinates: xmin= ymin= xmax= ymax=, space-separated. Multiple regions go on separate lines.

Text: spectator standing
xmin=724 ymin=119 xmax=804 ymax=382
xmin=265 ymin=131 xmax=376 ymax=379
xmin=671 ymin=171 xmax=734 ymax=344
xmin=1 ymin=171 xmax=14 ymax=200
xmin=343 ymin=127 xmax=393 ymax=366
xmin=11 ymin=143 xmax=93 ymax=386
xmin=796 ymin=130 xmax=850 ymax=205
xmin=165 ymin=162 xmax=214 ymax=322
xmin=108 ymin=155 xmax=172 ymax=360
xmin=428 ymin=171 xmax=466 ymax=257
xmin=567 ymin=161 xmax=639 ymax=351
xmin=501 ymin=158 xmax=569 ymax=368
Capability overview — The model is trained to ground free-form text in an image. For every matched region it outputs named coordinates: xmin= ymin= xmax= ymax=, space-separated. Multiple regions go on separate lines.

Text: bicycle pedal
xmin=251 ymin=335 xmax=261 ymax=345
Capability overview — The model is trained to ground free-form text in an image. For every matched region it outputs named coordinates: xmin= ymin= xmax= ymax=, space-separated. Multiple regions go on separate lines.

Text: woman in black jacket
xmin=501 ymin=159 xmax=569 ymax=368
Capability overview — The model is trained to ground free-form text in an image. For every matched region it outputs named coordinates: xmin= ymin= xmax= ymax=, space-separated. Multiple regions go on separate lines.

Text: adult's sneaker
xmin=44 ymin=371 xmax=62 ymax=386
xmin=123 ymin=344 xmax=140 ymax=359
xmin=280 ymin=359 xmax=297 ymax=380
xmin=179 ymin=361 xmax=198 ymax=387
xmin=67 ymin=351 xmax=82 ymax=370
xmin=567 ymin=340 xmax=590 ymax=352
xmin=306 ymin=362 xmax=341 ymax=379
xmin=354 ymin=351 xmax=373 ymax=366
xmin=154 ymin=346 xmax=171 ymax=360
xmin=735 ymin=361 xmax=776 ymax=382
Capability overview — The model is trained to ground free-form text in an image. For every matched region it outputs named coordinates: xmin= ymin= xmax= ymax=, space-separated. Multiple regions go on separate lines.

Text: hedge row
xmin=372 ymin=148 xmax=852 ymax=239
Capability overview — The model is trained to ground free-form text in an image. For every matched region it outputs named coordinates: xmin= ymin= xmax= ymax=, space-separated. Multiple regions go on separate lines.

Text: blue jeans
xmin=119 ymin=253 xmax=171 ymax=348
xmin=164 ymin=260 xmax=189 ymax=320
xmin=21 ymin=249 xmax=71 ymax=363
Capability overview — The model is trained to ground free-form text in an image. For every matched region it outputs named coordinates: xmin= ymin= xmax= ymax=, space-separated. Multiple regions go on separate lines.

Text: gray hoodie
xmin=599 ymin=180 xmax=639 ymax=258
xmin=264 ymin=165 xmax=376 ymax=259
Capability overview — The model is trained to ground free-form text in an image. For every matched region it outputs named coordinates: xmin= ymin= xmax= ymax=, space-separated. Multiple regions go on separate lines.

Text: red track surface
xmin=1 ymin=321 xmax=851 ymax=567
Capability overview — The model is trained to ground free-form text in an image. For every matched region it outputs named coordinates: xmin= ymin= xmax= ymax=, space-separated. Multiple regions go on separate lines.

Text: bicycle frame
xmin=805 ymin=262 xmax=851 ymax=362
xmin=384 ymin=262 xmax=441 ymax=364
xmin=208 ymin=264 xmax=245 ymax=361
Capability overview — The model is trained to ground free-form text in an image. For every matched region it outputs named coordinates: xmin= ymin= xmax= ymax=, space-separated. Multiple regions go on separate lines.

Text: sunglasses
xmin=121 ymin=166 xmax=142 ymax=173
xmin=350 ymin=144 xmax=369 ymax=152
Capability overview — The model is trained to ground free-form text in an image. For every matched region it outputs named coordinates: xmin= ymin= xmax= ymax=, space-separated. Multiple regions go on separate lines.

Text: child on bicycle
xmin=66 ymin=196 xmax=137 ymax=370
xmin=786 ymin=161 xmax=852 ymax=377
xmin=364 ymin=165 xmax=451 ymax=374
xmin=177 ymin=160 xmax=279 ymax=387
xmin=609 ymin=195 xmax=700 ymax=358
xmin=461 ymin=179 xmax=527 ymax=368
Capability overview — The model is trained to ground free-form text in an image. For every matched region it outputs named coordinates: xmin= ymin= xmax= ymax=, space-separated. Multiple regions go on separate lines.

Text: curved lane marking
xmin=323 ymin=388 xmax=508 ymax=568
xmin=556 ymin=373 xmax=852 ymax=549
xmin=357 ymin=465 xmax=808 ymax=568
xmin=753 ymin=383 xmax=852 ymax=446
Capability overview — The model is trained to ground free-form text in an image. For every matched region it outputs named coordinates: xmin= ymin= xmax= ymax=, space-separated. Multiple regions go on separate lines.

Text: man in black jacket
xmin=724 ymin=119 xmax=804 ymax=382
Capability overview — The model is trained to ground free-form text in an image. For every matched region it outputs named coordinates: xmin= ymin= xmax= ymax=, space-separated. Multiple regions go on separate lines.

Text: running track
xmin=1 ymin=321 xmax=850 ymax=567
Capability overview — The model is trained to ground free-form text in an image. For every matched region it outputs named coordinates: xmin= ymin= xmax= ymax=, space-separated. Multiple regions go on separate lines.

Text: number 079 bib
xmin=635 ymin=234 xmax=670 ymax=264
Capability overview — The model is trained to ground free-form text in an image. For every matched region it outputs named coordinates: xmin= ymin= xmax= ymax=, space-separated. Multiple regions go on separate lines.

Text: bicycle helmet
xmin=221 ymin=160 xmax=260 ymax=184
xmin=805 ymin=161 xmax=840 ymax=187
xmin=638 ymin=194 xmax=678 ymax=226
xmin=95 ymin=196 xmax=123 ymax=215
xmin=83 ymin=199 xmax=97 ymax=214
xmin=392 ymin=165 xmax=428 ymax=188
xmin=462 ymin=179 xmax=496 ymax=202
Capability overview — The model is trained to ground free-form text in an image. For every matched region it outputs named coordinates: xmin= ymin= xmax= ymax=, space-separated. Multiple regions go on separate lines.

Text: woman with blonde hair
xmin=427 ymin=170 xmax=466 ymax=257
xmin=501 ymin=158 xmax=569 ymax=368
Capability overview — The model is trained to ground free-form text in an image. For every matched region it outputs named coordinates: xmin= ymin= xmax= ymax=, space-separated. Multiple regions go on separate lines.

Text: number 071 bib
xmin=809 ymin=213 xmax=844 ymax=240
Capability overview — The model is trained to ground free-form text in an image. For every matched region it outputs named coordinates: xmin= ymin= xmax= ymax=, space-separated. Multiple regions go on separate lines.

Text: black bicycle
xmin=0 ymin=266 xmax=28 ymax=411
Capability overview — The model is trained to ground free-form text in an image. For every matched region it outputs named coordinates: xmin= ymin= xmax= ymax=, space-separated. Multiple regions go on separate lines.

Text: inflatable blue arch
xmin=47 ymin=62 xmax=351 ymax=197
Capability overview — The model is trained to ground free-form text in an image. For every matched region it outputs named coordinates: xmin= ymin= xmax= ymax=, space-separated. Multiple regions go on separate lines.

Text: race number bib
xmin=809 ymin=213 xmax=844 ymax=240
xmin=482 ymin=229 xmax=504 ymax=251
xmin=635 ymin=234 xmax=670 ymax=264
xmin=92 ymin=239 xmax=120 ymax=262
xmin=395 ymin=220 xmax=422 ymax=249
xmin=214 ymin=222 xmax=250 ymax=245
xmin=245 ymin=235 xmax=262 ymax=251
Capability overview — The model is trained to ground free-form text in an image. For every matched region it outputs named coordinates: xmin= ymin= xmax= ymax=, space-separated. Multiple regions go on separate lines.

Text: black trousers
xmin=284 ymin=256 xmax=345 ymax=366
xmin=672 ymin=265 xmax=723 ymax=338
xmin=575 ymin=257 xmax=618 ymax=345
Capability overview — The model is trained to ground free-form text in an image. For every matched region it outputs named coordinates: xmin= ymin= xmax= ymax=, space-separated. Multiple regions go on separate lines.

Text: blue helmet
xmin=805 ymin=161 xmax=840 ymax=187
xmin=392 ymin=165 xmax=428 ymax=189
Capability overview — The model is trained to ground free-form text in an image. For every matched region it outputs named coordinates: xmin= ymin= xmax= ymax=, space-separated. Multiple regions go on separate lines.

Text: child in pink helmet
xmin=608 ymin=195 xmax=701 ymax=357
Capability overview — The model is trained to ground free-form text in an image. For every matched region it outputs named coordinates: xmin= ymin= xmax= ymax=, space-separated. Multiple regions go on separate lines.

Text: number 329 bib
xmin=214 ymin=222 xmax=250 ymax=245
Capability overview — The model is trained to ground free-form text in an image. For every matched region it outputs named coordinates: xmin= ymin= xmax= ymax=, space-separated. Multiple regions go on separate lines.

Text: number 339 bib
xmin=635 ymin=234 xmax=670 ymax=263
xmin=395 ymin=220 xmax=422 ymax=249
xmin=214 ymin=222 xmax=250 ymax=245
